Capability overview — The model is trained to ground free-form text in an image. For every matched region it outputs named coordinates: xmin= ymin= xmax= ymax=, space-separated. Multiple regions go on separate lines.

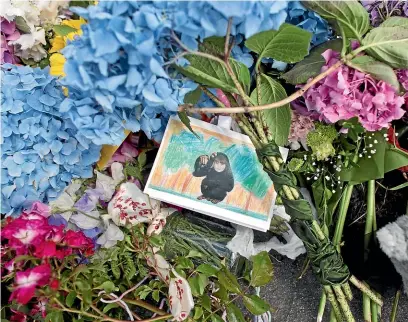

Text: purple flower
xmin=1 ymin=18 xmax=20 ymax=64
xmin=362 ymin=1 xmax=408 ymax=26
xmin=74 ymin=189 xmax=103 ymax=212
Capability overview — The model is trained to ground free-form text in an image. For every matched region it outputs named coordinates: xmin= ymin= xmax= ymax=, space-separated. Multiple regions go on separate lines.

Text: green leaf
xmin=217 ymin=268 xmax=241 ymax=294
xmin=54 ymin=24 xmax=77 ymax=36
xmin=66 ymin=291 xmax=77 ymax=308
xmin=243 ymin=295 xmax=271 ymax=315
xmin=384 ymin=146 xmax=408 ymax=173
xmin=98 ymin=281 xmax=116 ymax=293
xmin=186 ymin=249 xmax=203 ymax=258
xmin=303 ymin=0 xmax=369 ymax=39
xmin=350 ymin=56 xmax=400 ymax=90
xmin=362 ymin=26 xmax=408 ymax=69
xmin=194 ymin=307 xmax=204 ymax=320
xmin=196 ymin=264 xmax=219 ymax=276
xmin=211 ymin=315 xmax=224 ymax=322
xmin=15 ymin=17 xmax=31 ymax=33
xmin=214 ymin=284 xmax=229 ymax=302
xmin=175 ymin=257 xmax=194 ymax=269
xmin=282 ymin=39 xmax=343 ymax=84
xmin=340 ymin=132 xmax=386 ymax=183
xmin=74 ymin=280 xmax=91 ymax=291
xmin=226 ymin=303 xmax=246 ymax=322
xmin=138 ymin=151 xmax=147 ymax=168
xmin=177 ymin=112 xmax=200 ymax=139
xmin=250 ymin=251 xmax=274 ymax=287
xmin=45 ymin=312 xmax=64 ymax=322
xmin=245 ymin=23 xmax=312 ymax=64
xmin=188 ymin=274 xmax=208 ymax=296
xmin=176 ymin=55 xmax=250 ymax=94
xmin=380 ymin=17 xmax=408 ymax=28
xmin=102 ymin=303 xmax=119 ymax=314
xmin=152 ymin=290 xmax=160 ymax=302
xmin=184 ymin=87 xmax=202 ymax=105
xmin=250 ymin=74 xmax=291 ymax=146
xmin=201 ymin=294 xmax=212 ymax=312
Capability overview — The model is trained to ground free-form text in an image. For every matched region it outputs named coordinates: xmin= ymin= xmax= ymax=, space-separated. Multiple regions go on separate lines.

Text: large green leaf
xmin=245 ymin=23 xmax=312 ymax=64
xmin=217 ymin=268 xmax=241 ymax=294
xmin=380 ymin=17 xmax=408 ymax=28
xmin=303 ymin=1 xmax=370 ymax=39
xmin=362 ymin=26 xmax=408 ymax=69
xmin=250 ymin=251 xmax=274 ymax=287
xmin=250 ymin=74 xmax=291 ymax=146
xmin=350 ymin=56 xmax=400 ymax=90
xmin=226 ymin=303 xmax=246 ymax=322
xmin=243 ymin=295 xmax=271 ymax=315
xmin=176 ymin=55 xmax=250 ymax=94
xmin=282 ymin=39 xmax=343 ymax=85
xmin=384 ymin=146 xmax=408 ymax=173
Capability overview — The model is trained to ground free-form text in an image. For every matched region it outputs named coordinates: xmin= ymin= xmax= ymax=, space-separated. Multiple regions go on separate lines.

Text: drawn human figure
xmin=192 ymin=152 xmax=234 ymax=204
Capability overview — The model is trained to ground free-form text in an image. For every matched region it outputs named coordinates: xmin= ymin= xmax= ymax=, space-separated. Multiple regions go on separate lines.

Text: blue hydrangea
xmin=60 ymin=1 xmax=291 ymax=144
xmin=1 ymin=64 xmax=101 ymax=216
xmin=286 ymin=1 xmax=331 ymax=47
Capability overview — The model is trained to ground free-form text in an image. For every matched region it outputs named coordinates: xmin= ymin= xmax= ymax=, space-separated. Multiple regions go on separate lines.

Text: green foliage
xmin=53 ymin=25 xmax=78 ymax=36
xmin=245 ymin=23 xmax=312 ymax=65
xmin=306 ymin=124 xmax=337 ymax=161
xmin=243 ymin=294 xmax=271 ymax=315
xmin=177 ymin=112 xmax=200 ymax=139
xmin=303 ymin=0 xmax=370 ymax=40
xmin=250 ymin=251 xmax=274 ymax=287
xmin=175 ymin=54 xmax=250 ymax=94
xmin=250 ymin=74 xmax=292 ymax=146
xmin=15 ymin=17 xmax=31 ymax=34
xmin=217 ymin=267 xmax=242 ymax=294
xmin=281 ymin=39 xmax=342 ymax=84
xmin=350 ymin=56 xmax=400 ymax=90
xmin=362 ymin=23 xmax=408 ymax=69
xmin=288 ymin=158 xmax=305 ymax=172
xmin=226 ymin=303 xmax=246 ymax=322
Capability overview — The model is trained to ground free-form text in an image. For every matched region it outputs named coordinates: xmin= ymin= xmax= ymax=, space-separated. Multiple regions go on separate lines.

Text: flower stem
xmin=349 ymin=276 xmax=383 ymax=306
xmin=333 ymin=185 xmax=354 ymax=251
xmin=333 ymin=285 xmax=355 ymax=322
xmin=363 ymin=293 xmax=371 ymax=322
xmin=364 ymin=180 xmax=376 ymax=253
xmin=317 ymin=290 xmax=327 ymax=322
xmin=390 ymin=289 xmax=401 ymax=322
xmin=324 ymin=286 xmax=343 ymax=322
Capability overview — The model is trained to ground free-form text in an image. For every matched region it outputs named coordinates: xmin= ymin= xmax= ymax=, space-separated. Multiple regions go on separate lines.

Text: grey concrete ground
xmin=261 ymin=254 xmax=408 ymax=322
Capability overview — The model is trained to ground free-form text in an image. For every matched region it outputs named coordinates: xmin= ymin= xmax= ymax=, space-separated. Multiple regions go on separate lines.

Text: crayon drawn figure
xmin=145 ymin=116 xmax=277 ymax=231
xmin=193 ymin=152 xmax=234 ymax=204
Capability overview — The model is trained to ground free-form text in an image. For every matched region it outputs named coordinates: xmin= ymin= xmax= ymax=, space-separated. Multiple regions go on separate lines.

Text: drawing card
xmin=144 ymin=116 xmax=277 ymax=231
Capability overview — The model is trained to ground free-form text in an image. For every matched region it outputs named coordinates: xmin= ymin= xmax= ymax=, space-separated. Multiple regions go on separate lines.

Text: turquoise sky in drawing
xmin=163 ymin=130 xmax=272 ymax=198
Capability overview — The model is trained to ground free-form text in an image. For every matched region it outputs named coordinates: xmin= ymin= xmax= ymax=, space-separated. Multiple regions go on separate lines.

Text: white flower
xmin=49 ymin=182 xmax=79 ymax=221
xmin=11 ymin=27 xmax=47 ymax=62
xmin=146 ymin=252 xmax=171 ymax=282
xmin=108 ymin=182 xmax=153 ymax=226
xmin=96 ymin=221 xmax=124 ymax=249
xmin=95 ymin=162 xmax=125 ymax=201
xmin=169 ymin=270 xmax=195 ymax=321
xmin=70 ymin=210 xmax=101 ymax=230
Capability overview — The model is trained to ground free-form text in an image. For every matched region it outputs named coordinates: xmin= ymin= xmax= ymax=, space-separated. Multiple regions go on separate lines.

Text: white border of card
xmin=144 ymin=115 xmax=282 ymax=232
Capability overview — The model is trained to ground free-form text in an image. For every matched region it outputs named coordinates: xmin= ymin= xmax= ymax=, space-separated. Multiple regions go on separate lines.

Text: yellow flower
xmin=49 ymin=18 xmax=86 ymax=53
xmin=49 ymin=18 xmax=86 ymax=78
xmin=49 ymin=53 xmax=66 ymax=77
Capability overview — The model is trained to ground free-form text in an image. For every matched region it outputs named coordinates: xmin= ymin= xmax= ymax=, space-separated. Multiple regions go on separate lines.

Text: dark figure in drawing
xmin=192 ymin=152 xmax=234 ymax=204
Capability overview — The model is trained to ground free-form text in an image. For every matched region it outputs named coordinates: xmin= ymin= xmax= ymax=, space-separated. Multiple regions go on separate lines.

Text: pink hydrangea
xmin=397 ymin=69 xmax=408 ymax=109
xmin=302 ymin=49 xmax=405 ymax=131
xmin=288 ymin=110 xmax=315 ymax=149
xmin=1 ymin=18 xmax=20 ymax=64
